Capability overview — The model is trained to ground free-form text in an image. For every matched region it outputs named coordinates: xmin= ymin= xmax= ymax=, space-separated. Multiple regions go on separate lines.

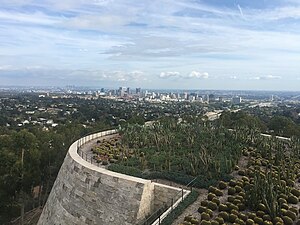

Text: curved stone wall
xmin=37 ymin=130 xmax=185 ymax=225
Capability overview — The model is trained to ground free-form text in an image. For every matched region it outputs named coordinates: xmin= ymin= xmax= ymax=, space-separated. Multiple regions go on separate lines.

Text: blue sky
xmin=1 ymin=0 xmax=300 ymax=90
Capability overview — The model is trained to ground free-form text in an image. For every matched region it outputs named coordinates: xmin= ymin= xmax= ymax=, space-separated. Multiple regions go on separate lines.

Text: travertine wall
xmin=153 ymin=183 xmax=182 ymax=210
xmin=38 ymin=130 xmax=184 ymax=225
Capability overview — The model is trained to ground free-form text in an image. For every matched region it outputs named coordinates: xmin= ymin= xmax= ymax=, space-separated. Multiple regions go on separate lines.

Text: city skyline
xmin=1 ymin=0 xmax=300 ymax=90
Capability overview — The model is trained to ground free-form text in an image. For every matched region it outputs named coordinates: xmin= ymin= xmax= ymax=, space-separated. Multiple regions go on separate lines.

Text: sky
xmin=1 ymin=0 xmax=300 ymax=90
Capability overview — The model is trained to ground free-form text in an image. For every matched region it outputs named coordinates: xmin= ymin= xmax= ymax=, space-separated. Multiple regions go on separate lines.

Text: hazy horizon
xmin=1 ymin=0 xmax=300 ymax=90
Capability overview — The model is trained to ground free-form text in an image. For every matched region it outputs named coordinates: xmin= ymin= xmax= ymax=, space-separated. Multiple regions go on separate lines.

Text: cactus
xmin=218 ymin=203 xmax=228 ymax=212
xmin=201 ymin=200 xmax=209 ymax=206
xmin=284 ymin=210 xmax=297 ymax=221
xmin=212 ymin=197 xmax=220 ymax=205
xmin=201 ymin=212 xmax=210 ymax=221
xmin=200 ymin=221 xmax=211 ymax=225
xmin=282 ymin=216 xmax=293 ymax=225
xmin=281 ymin=203 xmax=289 ymax=210
xmin=214 ymin=188 xmax=223 ymax=196
xmin=289 ymin=207 xmax=298 ymax=215
xmin=184 ymin=215 xmax=193 ymax=222
xmin=238 ymin=170 xmax=246 ymax=176
xmin=239 ymin=213 xmax=248 ymax=221
xmin=208 ymin=193 xmax=216 ymax=201
xmin=218 ymin=211 xmax=229 ymax=221
xmin=206 ymin=209 xmax=213 ymax=217
xmin=235 ymin=218 xmax=246 ymax=225
xmin=228 ymin=187 xmax=236 ymax=195
xmin=215 ymin=217 xmax=224 ymax=224
xmin=218 ymin=181 xmax=227 ymax=189
xmin=229 ymin=179 xmax=237 ymax=187
xmin=207 ymin=201 xmax=218 ymax=211
xmin=198 ymin=206 xmax=207 ymax=213
xmin=228 ymin=196 xmax=235 ymax=202
xmin=238 ymin=203 xmax=246 ymax=211
xmin=229 ymin=214 xmax=238 ymax=223
xmin=258 ymin=203 xmax=267 ymax=212
xmin=191 ymin=218 xmax=200 ymax=225
xmin=262 ymin=214 xmax=271 ymax=221
xmin=256 ymin=210 xmax=265 ymax=218
xmin=235 ymin=185 xmax=243 ymax=193
xmin=246 ymin=218 xmax=255 ymax=225
xmin=291 ymin=188 xmax=300 ymax=197
xmin=273 ymin=217 xmax=283 ymax=224
xmin=210 ymin=220 xmax=219 ymax=225
xmin=287 ymin=194 xmax=298 ymax=204
xmin=253 ymin=216 xmax=264 ymax=225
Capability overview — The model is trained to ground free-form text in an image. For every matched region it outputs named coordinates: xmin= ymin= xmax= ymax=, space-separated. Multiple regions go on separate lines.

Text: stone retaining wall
xmin=37 ymin=130 xmax=187 ymax=225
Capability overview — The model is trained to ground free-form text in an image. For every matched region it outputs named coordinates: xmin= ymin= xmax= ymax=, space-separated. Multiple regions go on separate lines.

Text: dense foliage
xmin=0 ymin=123 xmax=110 ymax=224
xmin=161 ymin=190 xmax=199 ymax=225
xmin=110 ymin=118 xmax=259 ymax=188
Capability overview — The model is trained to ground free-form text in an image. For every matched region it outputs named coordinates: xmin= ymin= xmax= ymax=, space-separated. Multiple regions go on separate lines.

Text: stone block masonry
xmin=38 ymin=130 xmax=187 ymax=225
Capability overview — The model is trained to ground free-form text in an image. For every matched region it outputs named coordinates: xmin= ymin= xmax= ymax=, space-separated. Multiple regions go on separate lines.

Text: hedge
xmin=108 ymin=164 xmax=232 ymax=189
xmin=160 ymin=190 xmax=199 ymax=225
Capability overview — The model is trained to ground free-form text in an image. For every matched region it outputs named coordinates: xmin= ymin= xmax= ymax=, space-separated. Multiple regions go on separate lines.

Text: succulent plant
xmin=253 ymin=216 xmax=264 ymax=225
xmin=200 ymin=220 xmax=211 ymax=225
xmin=208 ymin=193 xmax=217 ymax=201
xmin=218 ymin=181 xmax=227 ymax=189
xmin=218 ymin=211 xmax=229 ymax=221
xmin=215 ymin=216 xmax=224 ymax=224
xmin=212 ymin=197 xmax=220 ymax=206
xmin=239 ymin=213 xmax=248 ymax=221
xmin=206 ymin=209 xmax=213 ymax=217
xmin=287 ymin=194 xmax=298 ymax=204
xmin=228 ymin=187 xmax=236 ymax=195
xmin=201 ymin=212 xmax=211 ymax=221
xmin=229 ymin=214 xmax=238 ymax=223
xmin=218 ymin=203 xmax=228 ymax=212
xmin=246 ymin=218 xmax=255 ymax=225
xmin=291 ymin=188 xmax=300 ymax=197
xmin=198 ymin=206 xmax=207 ymax=213
xmin=210 ymin=220 xmax=218 ymax=225
xmin=207 ymin=201 xmax=218 ymax=211
xmin=284 ymin=210 xmax=297 ymax=221
xmin=282 ymin=216 xmax=293 ymax=225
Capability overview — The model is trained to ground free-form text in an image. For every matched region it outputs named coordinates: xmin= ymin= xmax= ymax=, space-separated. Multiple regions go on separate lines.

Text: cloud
xmin=186 ymin=71 xmax=209 ymax=79
xmin=259 ymin=75 xmax=282 ymax=80
xmin=250 ymin=75 xmax=282 ymax=80
xmin=237 ymin=4 xmax=244 ymax=17
xmin=159 ymin=71 xmax=180 ymax=78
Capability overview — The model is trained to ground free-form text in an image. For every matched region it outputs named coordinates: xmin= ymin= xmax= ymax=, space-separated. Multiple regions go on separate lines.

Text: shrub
xmin=161 ymin=190 xmax=199 ymax=225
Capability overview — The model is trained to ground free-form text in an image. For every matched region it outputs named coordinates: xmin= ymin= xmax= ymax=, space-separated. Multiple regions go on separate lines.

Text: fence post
xmin=171 ymin=198 xmax=174 ymax=211
xmin=181 ymin=188 xmax=184 ymax=201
